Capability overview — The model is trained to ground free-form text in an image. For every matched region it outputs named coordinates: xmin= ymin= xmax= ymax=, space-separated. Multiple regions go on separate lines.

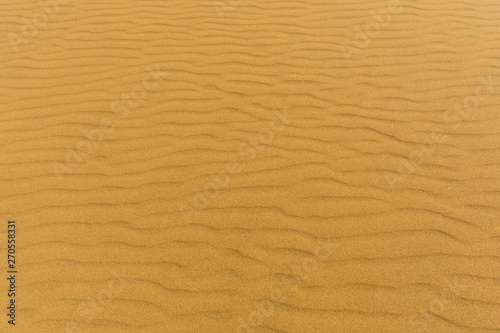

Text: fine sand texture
xmin=1 ymin=0 xmax=500 ymax=332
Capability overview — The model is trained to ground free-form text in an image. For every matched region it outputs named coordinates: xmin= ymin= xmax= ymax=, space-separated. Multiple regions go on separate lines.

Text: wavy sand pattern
xmin=1 ymin=0 xmax=499 ymax=332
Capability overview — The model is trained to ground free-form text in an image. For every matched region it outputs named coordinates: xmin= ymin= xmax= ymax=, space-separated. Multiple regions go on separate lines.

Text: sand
xmin=0 ymin=0 xmax=499 ymax=332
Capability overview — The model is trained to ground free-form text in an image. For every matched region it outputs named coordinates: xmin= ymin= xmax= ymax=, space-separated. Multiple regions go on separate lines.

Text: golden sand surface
xmin=0 ymin=0 xmax=499 ymax=332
